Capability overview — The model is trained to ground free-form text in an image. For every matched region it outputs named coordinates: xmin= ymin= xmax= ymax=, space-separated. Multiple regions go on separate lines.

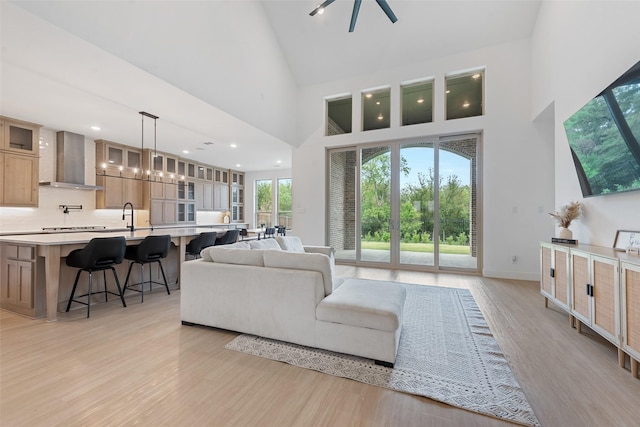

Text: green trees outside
xmin=360 ymin=152 xmax=471 ymax=249
xmin=564 ymin=79 xmax=640 ymax=195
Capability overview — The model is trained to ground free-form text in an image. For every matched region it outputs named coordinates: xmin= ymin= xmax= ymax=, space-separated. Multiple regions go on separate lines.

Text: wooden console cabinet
xmin=540 ymin=242 xmax=640 ymax=379
xmin=620 ymin=261 xmax=640 ymax=378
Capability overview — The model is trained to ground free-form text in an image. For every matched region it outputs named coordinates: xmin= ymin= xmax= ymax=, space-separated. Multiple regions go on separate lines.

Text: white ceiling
xmin=0 ymin=0 xmax=541 ymax=172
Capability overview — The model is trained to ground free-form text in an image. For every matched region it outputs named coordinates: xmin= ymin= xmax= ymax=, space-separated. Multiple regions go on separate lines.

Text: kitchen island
xmin=0 ymin=227 xmax=230 ymax=321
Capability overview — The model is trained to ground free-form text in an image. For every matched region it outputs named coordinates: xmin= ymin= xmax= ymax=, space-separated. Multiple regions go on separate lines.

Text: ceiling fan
xmin=310 ymin=0 xmax=398 ymax=33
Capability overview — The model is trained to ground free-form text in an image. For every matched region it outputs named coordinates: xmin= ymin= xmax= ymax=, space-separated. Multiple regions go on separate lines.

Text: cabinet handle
xmin=550 ymin=268 xmax=555 ymax=278
xmin=586 ymin=284 xmax=594 ymax=297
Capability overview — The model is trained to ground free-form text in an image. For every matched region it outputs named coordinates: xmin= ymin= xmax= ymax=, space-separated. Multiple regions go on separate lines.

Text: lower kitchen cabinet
xmin=0 ymin=244 xmax=45 ymax=318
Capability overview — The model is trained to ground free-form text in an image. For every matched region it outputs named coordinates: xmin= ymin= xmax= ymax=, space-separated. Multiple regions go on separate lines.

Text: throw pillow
xmin=275 ymin=236 xmax=305 ymax=253
xmin=249 ymin=239 xmax=281 ymax=250
xmin=263 ymin=250 xmax=333 ymax=296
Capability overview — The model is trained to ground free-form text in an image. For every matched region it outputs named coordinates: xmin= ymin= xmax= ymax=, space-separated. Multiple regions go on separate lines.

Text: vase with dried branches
xmin=549 ymin=201 xmax=581 ymax=239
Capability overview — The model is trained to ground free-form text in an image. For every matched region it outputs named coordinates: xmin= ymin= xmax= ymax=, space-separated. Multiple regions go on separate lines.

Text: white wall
xmin=292 ymin=38 xmax=555 ymax=280
xmin=531 ymin=0 xmax=640 ymax=247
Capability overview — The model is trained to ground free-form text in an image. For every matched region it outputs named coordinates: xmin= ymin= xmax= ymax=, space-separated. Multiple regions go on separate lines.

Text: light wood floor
xmin=1 ymin=266 xmax=639 ymax=426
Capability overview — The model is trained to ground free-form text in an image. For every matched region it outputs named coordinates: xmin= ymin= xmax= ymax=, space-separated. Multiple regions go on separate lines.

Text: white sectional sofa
xmin=180 ymin=236 xmax=406 ymax=366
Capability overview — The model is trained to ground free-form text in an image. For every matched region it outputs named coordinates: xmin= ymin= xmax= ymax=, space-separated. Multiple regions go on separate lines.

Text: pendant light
xmin=139 ymin=111 xmax=159 ymax=178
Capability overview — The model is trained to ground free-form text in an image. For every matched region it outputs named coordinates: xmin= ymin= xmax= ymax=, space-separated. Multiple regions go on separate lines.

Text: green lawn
xmin=361 ymin=241 xmax=470 ymax=255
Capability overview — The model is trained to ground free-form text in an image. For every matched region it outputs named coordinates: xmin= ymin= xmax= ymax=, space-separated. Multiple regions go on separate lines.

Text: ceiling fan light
xmin=318 ymin=7 xmax=324 ymax=15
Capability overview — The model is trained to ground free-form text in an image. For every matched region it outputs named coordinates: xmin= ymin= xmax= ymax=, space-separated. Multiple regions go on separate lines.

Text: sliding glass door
xmin=328 ymin=134 xmax=480 ymax=272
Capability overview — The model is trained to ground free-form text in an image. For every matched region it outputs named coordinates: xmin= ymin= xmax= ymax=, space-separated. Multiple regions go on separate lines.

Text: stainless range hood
xmin=39 ymin=131 xmax=103 ymax=190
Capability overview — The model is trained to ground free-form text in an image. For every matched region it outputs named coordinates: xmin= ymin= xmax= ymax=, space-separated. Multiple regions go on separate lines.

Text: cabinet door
xmin=195 ymin=182 xmax=204 ymax=210
xmin=203 ymin=183 xmax=213 ymax=210
xmin=213 ymin=184 xmax=229 ymax=210
xmin=540 ymin=245 xmax=553 ymax=298
xmin=164 ymin=200 xmax=177 ymax=224
xmin=591 ymin=256 xmax=619 ymax=344
xmin=125 ymin=178 xmax=143 ymax=209
xmin=2 ymin=118 xmax=39 ymax=155
xmin=3 ymin=154 xmax=38 ymax=207
xmin=621 ymin=262 xmax=640 ymax=361
xmin=150 ymin=181 xmax=164 ymax=199
xmin=553 ymin=248 xmax=570 ymax=308
xmin=2 ymin=259 xmax=33 ymax=309
xmin=104 ymin=176 xmax=125 ymax=208
xmin=571 ymin=251 xmax=591 ymax=324
xmin=165 ymin=182 xmax=177 ymax=200
xmin=150 ymin=199 xmax=165 ymax=225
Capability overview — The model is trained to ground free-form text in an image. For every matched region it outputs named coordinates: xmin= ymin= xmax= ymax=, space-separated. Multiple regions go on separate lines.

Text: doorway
xmin=327 ymin=134 xmax=480 ymax=272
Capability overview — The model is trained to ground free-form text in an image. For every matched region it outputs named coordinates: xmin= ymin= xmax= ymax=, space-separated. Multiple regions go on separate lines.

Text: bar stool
xmin=185 ymin=231 xmax=217 ymax=259
xmin=215 ymin=229 xmax=239 ymax=245
xmin=122 ymin=235 xmax=171 ymax=303
xmin=264 ymin=227 xmax=276 ymax=239
xmin=65 ymin=236 xmax=127 ymax=318
xmin=276 ymin=226 xmax=286 ymax=236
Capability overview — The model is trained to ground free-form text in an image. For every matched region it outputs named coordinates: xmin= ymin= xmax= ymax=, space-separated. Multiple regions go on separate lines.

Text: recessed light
xmin=377 ymin=114 xmax=384 ymax=120
xmin=417 ymin=98 xmax=424 ymax=104
xmin=318 ymin=7 xmax=324 ymax=15
xmin=236 ymin=164 xmax=241 ymax=168
xmin=276 ymin=160 xmax=282 ymax=164
xmin=182 ymin=150 xmax=189 ymax=154
xmin=462 ymin=102 xmax=470 ymax=108
xmin=90 ymin=126 xmax=101 ymax=131
xmin=365 ymin=93 xmax=372 ymax=98
xmin=472 ymin=73 xmax=481 ymax=79
xmin=376 ymin=101 xmax=380 ymax=105
xmin=230 ymin=143 xmax=237 ymax=148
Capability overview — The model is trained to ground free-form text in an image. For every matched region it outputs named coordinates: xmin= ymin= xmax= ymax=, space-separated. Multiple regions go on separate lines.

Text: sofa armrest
xmin=304 ymin=245 xmax=334 ymax=257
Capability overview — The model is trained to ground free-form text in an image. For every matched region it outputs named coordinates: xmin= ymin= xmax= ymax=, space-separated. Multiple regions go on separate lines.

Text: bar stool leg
xmin=157 ymin=260 xmax=170 ymax=295
xmin=87 ymin=271 xmax=93 ymax=318
xmin=111 ymin=266 xmax=127 ymax=308
xmin=103 ymin=269 xmax=109 ymax=302
xmin=66 ymin=269 xmax=83 ymax=312
xmin=140 ymin=263 xmax=145 ymax=303
xmin=122 ymin=262 xmax=135 ymax=295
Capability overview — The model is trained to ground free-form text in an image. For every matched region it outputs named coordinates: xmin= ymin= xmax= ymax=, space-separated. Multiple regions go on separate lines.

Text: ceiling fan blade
xmin=349 ymin=0 xmax=362 ymax=32
xmin=309 ymin=0 xmax=337 ymax=16
xmin=375 ymin=0 xmax=398 ymax=24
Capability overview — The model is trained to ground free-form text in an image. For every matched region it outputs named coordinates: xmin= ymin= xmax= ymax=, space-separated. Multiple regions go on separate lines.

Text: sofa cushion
xmin=249 ymin=239 xmax=281 ymax=250
xmin=263 ymin=250 xmax=333 ymax=296
xmin=316 ymin=279 xmax=406 ymax=332
xmin=276 ymin=236 xmax=305 ymax=253
xmin=200 ymin=241 xmax=250 ymax=261
xmin=205 ymin=247 xmax=265 ymax=266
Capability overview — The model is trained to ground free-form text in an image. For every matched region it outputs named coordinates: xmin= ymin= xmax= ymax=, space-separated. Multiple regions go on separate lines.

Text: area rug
xmin=224 ymin=281 xmax=539 ymax=427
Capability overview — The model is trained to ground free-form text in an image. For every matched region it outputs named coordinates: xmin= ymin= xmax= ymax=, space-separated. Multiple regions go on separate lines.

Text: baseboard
xmin=482 ymin=270 xmax=540 ymax=282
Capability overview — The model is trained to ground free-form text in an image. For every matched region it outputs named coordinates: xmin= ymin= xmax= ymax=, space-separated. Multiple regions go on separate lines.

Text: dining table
xmin=0 ymin=226 xmax=227 ymax=321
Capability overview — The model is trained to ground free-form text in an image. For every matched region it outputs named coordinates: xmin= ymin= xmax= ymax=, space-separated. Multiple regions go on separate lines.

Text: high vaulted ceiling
xmin=1 ymin=0 xmax=541 ymax=172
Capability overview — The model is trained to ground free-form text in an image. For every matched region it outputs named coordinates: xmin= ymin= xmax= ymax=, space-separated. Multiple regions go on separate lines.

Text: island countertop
xmin=0 ymin=227 xmax=229 ymax=245
xmin=0 ymin=226 xmax=233 ymax=321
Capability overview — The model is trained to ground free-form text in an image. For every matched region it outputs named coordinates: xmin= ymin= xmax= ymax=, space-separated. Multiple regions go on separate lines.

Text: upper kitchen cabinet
xmin=0 ymin=116 xmax=40 ymax=207
xmin=95 ymin=141 xmax=143 ymax=209
xmin=1 ymin=117 xmax=40 ymax=156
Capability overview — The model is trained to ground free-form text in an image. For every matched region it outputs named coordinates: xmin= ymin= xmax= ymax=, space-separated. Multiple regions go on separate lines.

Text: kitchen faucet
xmin=122 ymin=202 xmax=134 ymax=232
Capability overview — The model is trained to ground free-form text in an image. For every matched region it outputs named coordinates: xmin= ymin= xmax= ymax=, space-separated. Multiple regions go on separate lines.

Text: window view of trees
xmin=360 ymin=151 xmax=471 ymax=254
xmin=278 ymin=178 xmax=292 ymax=229
xmin=256 ymin=179 xmax=272 ymax=227
xmin=564 ymin=63 xmax=640 ymax=196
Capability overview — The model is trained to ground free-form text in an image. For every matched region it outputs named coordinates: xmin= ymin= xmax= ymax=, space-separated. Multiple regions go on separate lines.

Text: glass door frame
xmin=327 ymin=133 xmax=482 ymax=274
